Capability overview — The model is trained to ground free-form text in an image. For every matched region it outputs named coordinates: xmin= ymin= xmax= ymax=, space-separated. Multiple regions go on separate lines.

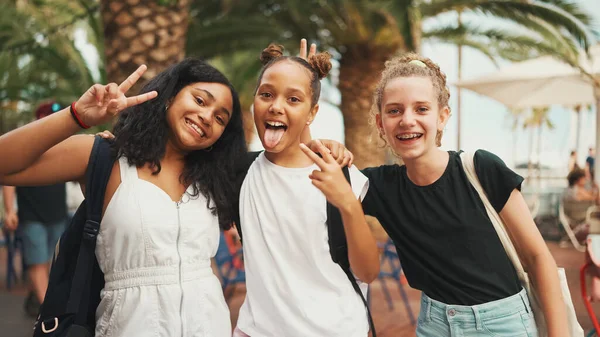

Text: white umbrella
xmin=455 ymin=45 xmax=600 ymax=177
xmin=456 ymin=46 xmax=599 ymax=108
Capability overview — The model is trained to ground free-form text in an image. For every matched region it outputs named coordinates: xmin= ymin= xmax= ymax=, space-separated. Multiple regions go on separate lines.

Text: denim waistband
xmin=420 ymin=288 xmax=531 ymax=329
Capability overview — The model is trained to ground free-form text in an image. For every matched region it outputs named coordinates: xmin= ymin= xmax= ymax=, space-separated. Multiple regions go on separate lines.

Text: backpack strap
xmin=67 ymin=136 xmax=115 ymax=324
xmin=326 ymin=166 xmax=376 ymax=336
xmin=234 ymin=151 xmax=262 ymax=243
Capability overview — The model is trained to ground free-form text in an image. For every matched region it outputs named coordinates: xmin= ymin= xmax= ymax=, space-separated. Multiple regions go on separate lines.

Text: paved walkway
xmin=0 ymin=242 xmax=598 ymax=337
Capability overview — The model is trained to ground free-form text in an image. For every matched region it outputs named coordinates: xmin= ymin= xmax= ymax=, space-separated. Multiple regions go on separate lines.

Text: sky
xmin=75 ymin=1 xmax=600 ymax=169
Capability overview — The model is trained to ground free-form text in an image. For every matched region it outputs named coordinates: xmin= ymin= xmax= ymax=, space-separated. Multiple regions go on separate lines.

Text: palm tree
xmin=2 ymin=0 xmax=597 ymax=157
xmin=522 ymin=107 xmax=554 ymax=183
xmin=190 ymin=0 xmax=597 ymax=168
xmin=507 ymin=108 xmax=525 ymax=167
xmin=99 ymin=0 xmax=191 ymax=90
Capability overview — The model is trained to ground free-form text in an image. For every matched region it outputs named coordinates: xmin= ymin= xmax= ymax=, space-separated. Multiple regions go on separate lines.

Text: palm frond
xmin=368 ymin=0 xmax=418 ymax=51
xmin=492 ymin=14 xmax=579 ymax=63
xmin=423 ymin=23 xmax=583 ymax=65
xmin=420 ymin=0 xmax=595 ymax=50
xmin=425 ymin=31 xmax=500 ymax=67
xmin=186 ymin=16 xmax=283 ymax=59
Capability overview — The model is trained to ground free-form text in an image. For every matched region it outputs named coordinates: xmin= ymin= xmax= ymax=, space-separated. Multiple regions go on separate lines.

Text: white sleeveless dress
xmin=93 ymin=157 xmax=231 ymax=337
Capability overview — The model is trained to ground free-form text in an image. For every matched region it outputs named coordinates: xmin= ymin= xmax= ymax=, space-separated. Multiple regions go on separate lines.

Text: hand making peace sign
xmin=299 ymin=38 xmax=317 ymax=61
xmin=300 ymin=140 xmax=357 ymax=210
xmin=299 ymin=38 xmax=355 ymax=167
xmin=74 ymin=65 xmax=158 ymax=127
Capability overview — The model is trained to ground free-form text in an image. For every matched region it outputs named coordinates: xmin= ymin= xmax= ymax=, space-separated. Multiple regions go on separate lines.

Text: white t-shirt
xmin=236 ymin=152 xmax=370 ymax=337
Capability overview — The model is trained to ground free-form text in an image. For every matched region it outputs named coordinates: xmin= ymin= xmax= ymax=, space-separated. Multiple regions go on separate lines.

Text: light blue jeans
xmin=416 ymin=288 xmax=538 ymax=337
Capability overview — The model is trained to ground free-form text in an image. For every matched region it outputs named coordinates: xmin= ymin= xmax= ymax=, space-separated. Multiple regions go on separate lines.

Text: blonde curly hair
xmin=370 ymin=53 xmax=451 ymax=147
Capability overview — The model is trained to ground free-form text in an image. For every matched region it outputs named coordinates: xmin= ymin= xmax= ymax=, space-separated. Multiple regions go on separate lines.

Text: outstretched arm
xmin=0 ymin=65 xmax=157 ymax=187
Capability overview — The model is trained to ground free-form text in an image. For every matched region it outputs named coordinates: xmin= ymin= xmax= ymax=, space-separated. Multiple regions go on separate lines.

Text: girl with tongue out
xmin=233 ymin=44 xmax=379 ymax=337
xmin=343 ymin=54 xmax=567 ymax=336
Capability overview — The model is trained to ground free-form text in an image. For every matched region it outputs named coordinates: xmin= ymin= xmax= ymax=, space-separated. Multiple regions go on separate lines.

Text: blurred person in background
xmin=1 ymin=101 xmax=69 ymax=318
xmin=568 ymin=150 xmax=579 ymax=172
xmin=562 ymin=167 xmax=598 ymax=245
xmin=586 ymin=147 xmax=595 ymax=181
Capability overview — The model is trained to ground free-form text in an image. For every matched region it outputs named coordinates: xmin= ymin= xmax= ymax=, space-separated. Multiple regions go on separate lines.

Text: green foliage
xmin=0 ymin=0 xmax=103 ymax=134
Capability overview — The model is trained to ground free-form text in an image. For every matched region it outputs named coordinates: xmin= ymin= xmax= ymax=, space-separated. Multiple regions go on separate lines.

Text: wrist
xmin=338 ymin=196 xmax=361 ymax=215
xmin=70 ymin=102 xmax=91 ymax=129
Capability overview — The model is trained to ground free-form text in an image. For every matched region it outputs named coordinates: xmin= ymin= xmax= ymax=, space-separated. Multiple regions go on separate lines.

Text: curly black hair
xmin=112 ymin=58 xmax=247 ymax=230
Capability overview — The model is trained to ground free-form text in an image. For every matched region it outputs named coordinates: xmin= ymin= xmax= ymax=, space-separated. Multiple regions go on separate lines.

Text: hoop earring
xmin=203 ymin=146 xmax=213 ymax=152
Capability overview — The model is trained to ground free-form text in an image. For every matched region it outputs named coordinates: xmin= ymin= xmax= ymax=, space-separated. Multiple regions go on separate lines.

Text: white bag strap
xmin=459 ymin=151 xmax=527 ymax=277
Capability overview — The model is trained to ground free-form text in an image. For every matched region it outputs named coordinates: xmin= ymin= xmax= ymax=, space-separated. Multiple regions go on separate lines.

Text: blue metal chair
xmin=214 ymin=231 xmax=245 ymax=300
xmin=368 ymin=239 xmax=416 ymax=325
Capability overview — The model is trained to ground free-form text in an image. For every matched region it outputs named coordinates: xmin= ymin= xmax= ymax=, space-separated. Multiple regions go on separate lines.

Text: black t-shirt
xmin=361 ymin=150 xmax=523 ymax=306
xmin=16 ymin=183 xmax=67 ymax=224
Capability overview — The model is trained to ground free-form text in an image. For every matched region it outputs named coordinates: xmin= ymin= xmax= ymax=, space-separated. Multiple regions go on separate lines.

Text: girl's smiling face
xmin=376 ymin=76 xmax=450 ymax=160
xmin=166 ymin=82 xmax=233 ymax=152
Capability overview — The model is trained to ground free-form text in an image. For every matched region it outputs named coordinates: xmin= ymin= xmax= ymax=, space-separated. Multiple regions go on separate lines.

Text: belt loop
xmin=425 ymin=295 xmax=432 ymax=322
xmin=519 ymin=289 xmax=530 ymax=313
xmin=472 ymin=306 xmax=483 ymax=331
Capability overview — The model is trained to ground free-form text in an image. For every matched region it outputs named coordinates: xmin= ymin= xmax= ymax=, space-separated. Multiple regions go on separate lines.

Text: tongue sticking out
xmin=264 ymin=128 xmax=285 ymax=148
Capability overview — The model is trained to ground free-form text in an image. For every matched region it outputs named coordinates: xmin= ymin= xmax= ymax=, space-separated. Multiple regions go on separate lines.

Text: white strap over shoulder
xmin=458 ymin=152 xmax=528 ymax=279
xmin=459 ymin=151 xmax=583 ymax=337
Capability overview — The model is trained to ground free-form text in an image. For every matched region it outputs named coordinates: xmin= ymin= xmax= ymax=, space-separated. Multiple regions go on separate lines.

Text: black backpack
xmin=34 ymin=136 xmax=115 ymax=337
xmin=235 ymin=151 xmax=376 ymax=336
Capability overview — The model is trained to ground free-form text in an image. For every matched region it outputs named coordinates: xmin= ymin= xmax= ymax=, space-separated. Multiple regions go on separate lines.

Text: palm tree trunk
xmin=0 ymin=108 xmax=4 ymax=135
xmin=527 ymin=127 xmax=534 ymax=183
xmin=456 ymin=10 xmax=463 ymax=151
xmin=338 ymin=44 xmax=396 ymax=169
xmin=575 ymin=105 xmax=582 ymax=152
xmin=537 ymin=125 xmax=542 ymax=186
xmin=512 ymin=129 xmax=518 ymax=168
xmin=100 ymin=0 xmax=190 ymax=92
xmin=594 ymin=83 xmax=600 ymax=181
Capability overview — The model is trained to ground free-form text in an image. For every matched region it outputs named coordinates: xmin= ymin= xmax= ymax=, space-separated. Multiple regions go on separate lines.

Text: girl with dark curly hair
xmin=0 ymin=60 xmax=246 ymax=337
